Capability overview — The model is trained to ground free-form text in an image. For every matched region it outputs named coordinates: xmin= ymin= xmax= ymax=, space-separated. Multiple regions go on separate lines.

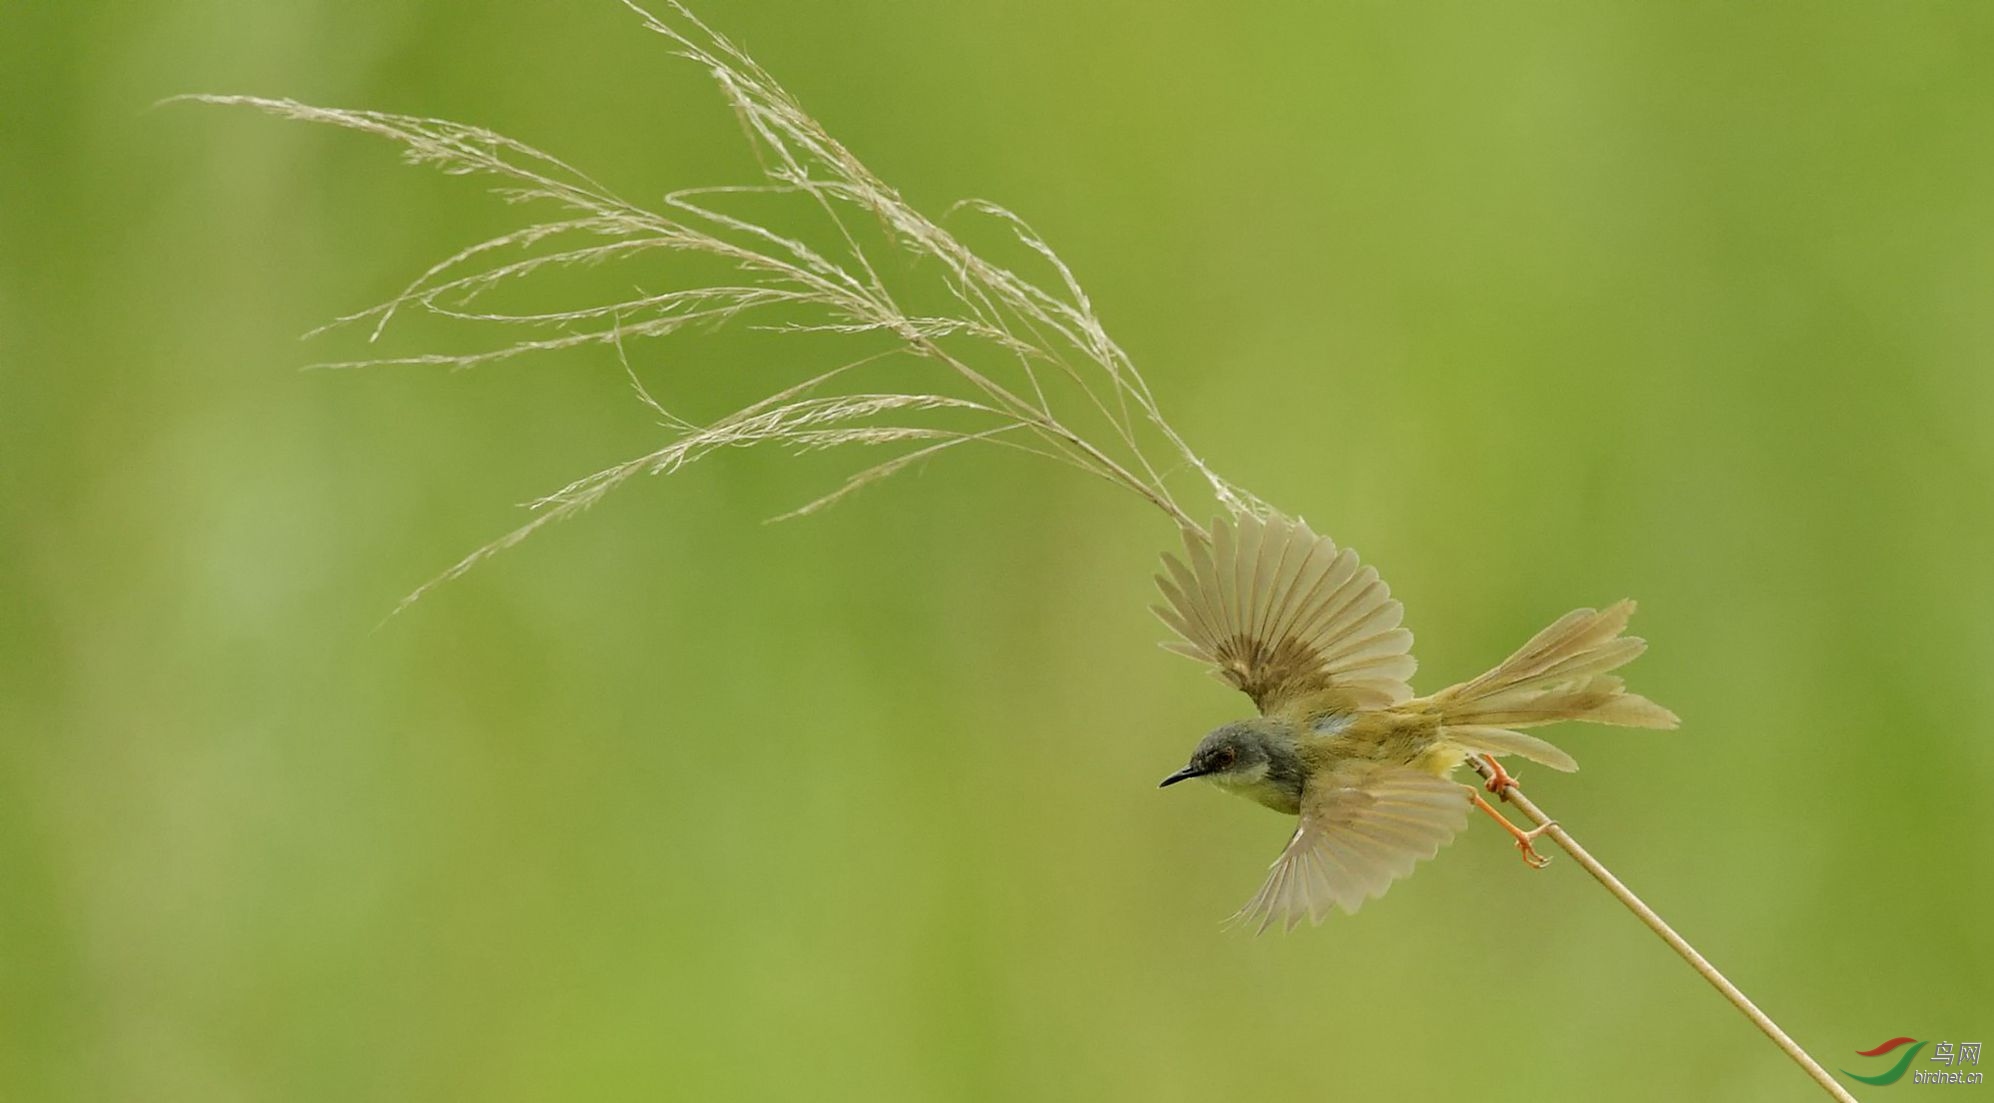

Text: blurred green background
xmin=5 ymin=2 xmax=1992 ymax=1100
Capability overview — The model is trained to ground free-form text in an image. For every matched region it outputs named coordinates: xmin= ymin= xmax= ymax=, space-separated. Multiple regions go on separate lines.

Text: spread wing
xmin=1233 ymin=764 xmax=1470 ymax=932
xmin=1152 ymin=514 xmax=1415 ymax=715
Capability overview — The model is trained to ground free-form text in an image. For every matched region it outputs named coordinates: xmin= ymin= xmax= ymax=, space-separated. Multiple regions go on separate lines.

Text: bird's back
xmin=1292 ymin=700 xmax=1450 ymax=776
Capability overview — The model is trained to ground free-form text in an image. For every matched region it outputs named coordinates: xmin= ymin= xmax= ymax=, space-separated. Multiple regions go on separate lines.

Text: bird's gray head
xmin=1159 ymin=718 xmax=1306 ymax=814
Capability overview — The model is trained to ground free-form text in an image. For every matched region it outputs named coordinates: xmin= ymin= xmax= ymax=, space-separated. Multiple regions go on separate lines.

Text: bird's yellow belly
xmin=1211 ymin=772 xmax=1304 ymax=816
xmin=1412 ymin=741 xmax=1468 ymax=778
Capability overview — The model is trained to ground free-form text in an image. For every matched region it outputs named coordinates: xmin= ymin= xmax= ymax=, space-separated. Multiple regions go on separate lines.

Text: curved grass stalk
xmin=187 ymin=6 xmax=1845 ymax=1098
xmin=1468 ymin=759 xmax=1856 ymax=1103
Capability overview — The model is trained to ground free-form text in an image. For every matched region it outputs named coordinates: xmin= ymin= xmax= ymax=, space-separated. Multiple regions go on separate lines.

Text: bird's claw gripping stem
xmin=1469 ymin=790 xmax=1556 ymax=870
xmin=1479 ymin=753 xmax=1520 ymax=798
xmin=1511 ymin=819 xmax=1557 ymax=869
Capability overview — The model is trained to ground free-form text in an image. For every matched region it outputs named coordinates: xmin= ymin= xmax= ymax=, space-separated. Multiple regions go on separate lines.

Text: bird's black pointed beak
xmin=1158 ymin=764 xmax=1205 ymax=788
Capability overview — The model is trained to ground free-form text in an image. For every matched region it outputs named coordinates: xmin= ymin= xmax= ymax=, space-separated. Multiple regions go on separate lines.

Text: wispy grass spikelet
xmin=182 ymin=0 xmax=1264 ymax=611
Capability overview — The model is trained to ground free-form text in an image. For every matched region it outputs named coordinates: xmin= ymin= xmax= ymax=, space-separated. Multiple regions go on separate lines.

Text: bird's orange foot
xmin=1479 ymin=753 xmax=1520 ymax=798
xmin=1470 ymin=791 xmax=1556 ymax=870
xmin=1512 ymin=821 xmax=1557 ymax=870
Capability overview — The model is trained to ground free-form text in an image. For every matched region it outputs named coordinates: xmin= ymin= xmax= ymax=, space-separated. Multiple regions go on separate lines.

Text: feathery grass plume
xmin=183 ymin=0 xmax=1268 ymax=612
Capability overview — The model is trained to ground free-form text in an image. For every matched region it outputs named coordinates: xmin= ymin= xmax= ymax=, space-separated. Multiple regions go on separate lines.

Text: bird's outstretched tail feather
xmin=1431 ymin=601 xmax=1677 ymax=772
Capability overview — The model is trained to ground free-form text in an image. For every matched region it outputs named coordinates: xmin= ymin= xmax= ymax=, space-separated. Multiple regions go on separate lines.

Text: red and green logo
xmin=1842 ymin=1037 xmax=1926 ymax=1086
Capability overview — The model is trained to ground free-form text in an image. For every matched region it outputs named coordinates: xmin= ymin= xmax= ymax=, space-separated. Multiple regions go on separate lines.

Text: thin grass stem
xmin=1468 ymin=758 xmax=1858 ymax=1103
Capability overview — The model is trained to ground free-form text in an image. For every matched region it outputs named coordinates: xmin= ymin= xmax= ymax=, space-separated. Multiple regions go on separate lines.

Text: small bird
xmin=1153 ymin=513 xmax=1677 ymax=931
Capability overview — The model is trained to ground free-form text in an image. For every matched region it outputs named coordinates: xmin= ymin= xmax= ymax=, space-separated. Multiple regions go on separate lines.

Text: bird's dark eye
xmin=1215 ymin=747 xmax=1237 ymax=769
